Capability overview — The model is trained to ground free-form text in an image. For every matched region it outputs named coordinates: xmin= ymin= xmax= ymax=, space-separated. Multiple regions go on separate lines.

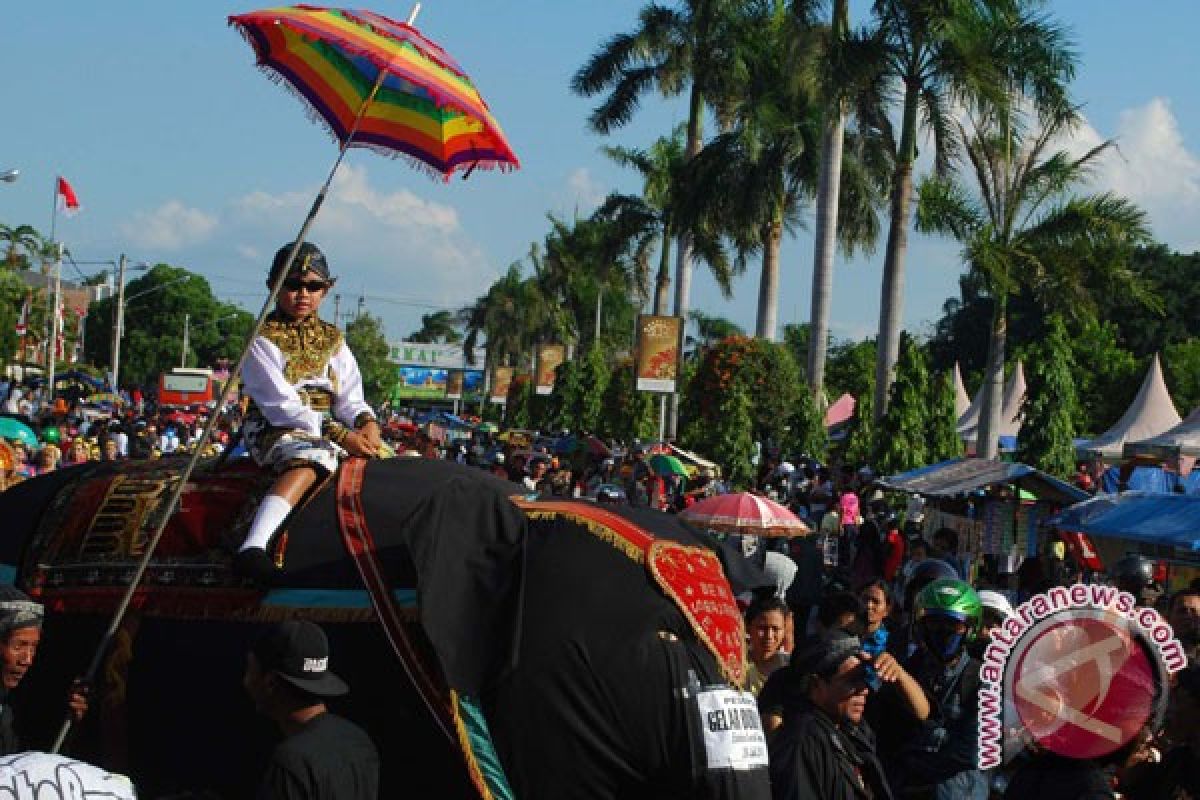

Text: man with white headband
xmin=0 ymin=586 xmax=88 ymax=754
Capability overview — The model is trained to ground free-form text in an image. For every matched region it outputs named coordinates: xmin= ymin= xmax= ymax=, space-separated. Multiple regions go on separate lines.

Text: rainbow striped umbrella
xmin=229 ymin=5 xmax=519 ymax=180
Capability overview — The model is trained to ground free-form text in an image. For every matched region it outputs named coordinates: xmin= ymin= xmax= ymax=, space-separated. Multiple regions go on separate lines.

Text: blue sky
xmin=2 ymin=2 xmax=1199 ymax=346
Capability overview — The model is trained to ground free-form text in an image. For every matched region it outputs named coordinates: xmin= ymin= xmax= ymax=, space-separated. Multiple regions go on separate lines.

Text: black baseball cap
xmin=269 ymin=241 xmax=334 ymax=287
xmin=252 ymin=620 xmax=348 ymax=697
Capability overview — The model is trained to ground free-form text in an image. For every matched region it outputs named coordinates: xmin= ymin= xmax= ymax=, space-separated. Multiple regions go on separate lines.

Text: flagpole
xmin=46 ymin=244 xmax=63 ymax=411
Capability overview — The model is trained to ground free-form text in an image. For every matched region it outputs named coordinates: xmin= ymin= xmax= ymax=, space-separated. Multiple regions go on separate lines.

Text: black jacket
xmin=768 ymin=699 xmax=892 ymax=800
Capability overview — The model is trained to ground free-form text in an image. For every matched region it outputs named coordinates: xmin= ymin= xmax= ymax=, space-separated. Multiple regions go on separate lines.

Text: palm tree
xmin=686 ymin=310 xmax=743 ymax=357
xmin=571 ymin=0 xmax=736 ymax=346
xmin=595 ymin=125 xmax=733 ymax=314
xmin=406 ymin=310 xmax=462 ymax=344
xmin=0 ymin=224 xmax=42 ymax=270
xmin=870 ymin=0 xmax=1076 ymax=419
xmin=916 ymin=109 xmax=1153 ymax=458
xmin=677 ymin=1 xmax=825 ymax=341
xmin=459 ymin=262 xmax=532 ymax=370
xmin=804 ymin=0 xmax=891 ymax=401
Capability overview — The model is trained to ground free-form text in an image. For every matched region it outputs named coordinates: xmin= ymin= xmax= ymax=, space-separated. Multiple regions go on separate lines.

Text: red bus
xmin=158 ymin=368 xmax=214 ymax=408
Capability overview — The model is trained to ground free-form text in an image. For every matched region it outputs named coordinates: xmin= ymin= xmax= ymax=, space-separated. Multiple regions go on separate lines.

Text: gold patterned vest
xmin=258 ymin=311 xmax=344 ymax=393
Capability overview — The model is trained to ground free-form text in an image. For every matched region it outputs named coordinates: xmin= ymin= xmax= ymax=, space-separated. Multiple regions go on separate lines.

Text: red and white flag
xmin=14 ymin=293 xmax=29 ymax=336
xmin=56 ymin=176 xmax=80 ymax=216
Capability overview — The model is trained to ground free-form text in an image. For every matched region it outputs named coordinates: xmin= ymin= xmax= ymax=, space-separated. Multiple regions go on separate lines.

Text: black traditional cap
xmin=252 ymin=620 xmax=348 ymax=698
xmin=268 ymin=241 xmax=334 ymax=287
xmin=794 ymin=629 xmax=863 ymax=679
xmin=0 ymin=586 xmax=43 ymax=637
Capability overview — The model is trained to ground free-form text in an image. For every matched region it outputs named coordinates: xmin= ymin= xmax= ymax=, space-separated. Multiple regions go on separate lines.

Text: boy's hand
xmin=342 ymin=431 xmax=378 ymax=459
xmin=358 ymin=420 xmax=383 ymax=453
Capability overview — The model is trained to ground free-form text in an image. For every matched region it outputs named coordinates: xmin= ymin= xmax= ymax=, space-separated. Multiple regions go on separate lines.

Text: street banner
xmin=490 ymin=366 xmax=514 ymax=404
xmin=446 ymin=369 xmax=464 ymax=400
xmin=387 ymin=341 xmax=485 ymax=370
xmin=393 ymin=366 xmax=448 ymax=401
xmin=535 ymin=344 xmax=566 ymax=396
xmin=634 ymin=314 xmax=683 ymax=393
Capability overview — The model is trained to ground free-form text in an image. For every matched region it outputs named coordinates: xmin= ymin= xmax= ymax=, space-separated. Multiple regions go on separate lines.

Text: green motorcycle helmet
xmin=913 ymin=579 xmax=983 ymax=662
xmin=42 ymin=426 xmax=61 ymax=445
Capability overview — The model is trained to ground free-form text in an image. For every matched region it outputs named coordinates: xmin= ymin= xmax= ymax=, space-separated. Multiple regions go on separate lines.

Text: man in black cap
xmin=244 ymin=620 xmax=379 ymax=800
xmin=0 ymin=586 xmax=88 ymax=754
xmin=236 ymin=242 xmax=383 ymax=581
xmin=767 ymin=629 xmax=893 ymax=800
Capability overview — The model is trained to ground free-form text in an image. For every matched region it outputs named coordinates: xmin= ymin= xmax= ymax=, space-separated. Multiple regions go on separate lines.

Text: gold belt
xmin=296 ymin=388 xmax=334 ymax=412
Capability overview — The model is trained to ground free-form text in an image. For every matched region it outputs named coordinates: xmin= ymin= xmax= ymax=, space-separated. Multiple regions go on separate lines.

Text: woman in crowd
xmin=745 ymin=595 xmax=791 ymax=695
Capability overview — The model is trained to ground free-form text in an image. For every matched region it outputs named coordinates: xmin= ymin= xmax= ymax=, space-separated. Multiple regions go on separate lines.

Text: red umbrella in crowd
xmin=680 ymin=492 xmax=811 ymax=537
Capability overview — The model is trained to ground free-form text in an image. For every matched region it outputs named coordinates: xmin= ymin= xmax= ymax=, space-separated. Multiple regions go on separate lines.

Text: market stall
xmin=879 ymin=457 xmax=1088 ymax=576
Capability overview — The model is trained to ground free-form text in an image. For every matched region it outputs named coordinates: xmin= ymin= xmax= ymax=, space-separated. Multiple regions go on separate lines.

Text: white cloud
xmin=1061 ymin=98 xmax=1200 ymax=250
xmin=120 ymin=200 xmax=218 ymax=251
xmin=218 ymin=164 xmax=498 ymax=327
xmin=564 ymin=167 xmax=606 ymax=212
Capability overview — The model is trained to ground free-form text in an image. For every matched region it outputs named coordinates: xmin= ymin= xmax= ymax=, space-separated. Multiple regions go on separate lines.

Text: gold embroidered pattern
xmin=259 ymin=312 xmax=343 ymax=386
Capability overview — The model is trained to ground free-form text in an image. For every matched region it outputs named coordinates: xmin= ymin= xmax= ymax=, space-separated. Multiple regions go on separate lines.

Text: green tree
xmin=787 ymin=381 xmax=828 ymax=460
xmin=688 ymin=311 xmax=745 ymax=359
xmin=843 ymin=378 xmax=874 ymax=467
xmin=0 ymin=270 xmax=26 ymax=369
xmin=1068 ymin=319 xmax=1140 ymax=436
xmin=344 ymin=313 xmax=393 ymax=406
xmin=927 ymin=369 xmax=964 ymax=462
xmin=505 ymin=373 xmax=535 ymax=430
xmin=406 ymin=310 xmax=461 ymax=344
xmin=874 ymin=333 xmax=929 ymax=475
xmin=872 ymin=0 xmax=1076 ymax=418
xmin=0 ymin=224 xmax=42 ymax=270
xmin=825 ymin=338 xmax=875 ymax=400
xmin=917 ymin=108 xmax=1152 ymax=457
xmin=547 ymin=346 xmax=612 ymax=434
xmin=1017 ymin=315 xmax=1079 ymax=476
xmin=85 ymin=264 xmax=254 ymax=388
xmin=599 ymin=358 xmax=658 ymax=442
xmin=711 ymin=383 xmax=758 ymax=488
xmin=1164 ymin=339 xmax=1200 ymax=417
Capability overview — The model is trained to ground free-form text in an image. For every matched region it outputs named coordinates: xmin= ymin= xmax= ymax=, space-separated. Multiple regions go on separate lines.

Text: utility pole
xmin=46 ymin=243 xmax=64 ymax=409
xmin=356 ymin=294 xmax=365 ymax=320
xmin=181 ymin=313 xmax=190 ymax=368
xmin=333 ymin=293 xmax=342 ymax=329
xmin=112 ymin=254 xmax=127 ymax=390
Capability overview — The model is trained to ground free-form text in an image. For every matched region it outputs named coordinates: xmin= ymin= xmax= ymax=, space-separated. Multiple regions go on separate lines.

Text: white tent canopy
xmin=956 ymin=374 xmax=983 ymax=432
xmin=1079 ymin=354 xmax=1181 ymax=460
xmin=953 ymin=362 xmax=971 ymax=420
xmin=959 ymin=361 xmax=1027 ymax=443
xmin=1123 ymin=406 xmax=1200 ymax=459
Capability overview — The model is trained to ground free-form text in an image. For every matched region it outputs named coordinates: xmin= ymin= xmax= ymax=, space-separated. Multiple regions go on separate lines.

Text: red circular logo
xmin=1011 ymin=613 xmax=1157 ymax=759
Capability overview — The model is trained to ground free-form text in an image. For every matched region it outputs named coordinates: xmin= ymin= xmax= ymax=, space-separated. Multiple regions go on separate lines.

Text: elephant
xmin=0 ymin=456 xmax=771 ymax=800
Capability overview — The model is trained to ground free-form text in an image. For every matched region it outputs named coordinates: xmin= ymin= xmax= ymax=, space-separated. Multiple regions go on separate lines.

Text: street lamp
xmin=181 ymin=312 xmax=241 ymax=368
xmin=0 ymin=169 xmax=18 ymax=184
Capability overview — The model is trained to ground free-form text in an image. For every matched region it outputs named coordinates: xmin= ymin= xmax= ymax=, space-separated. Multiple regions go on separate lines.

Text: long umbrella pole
xmin=49 ymin=67 xmax=393 ymax=756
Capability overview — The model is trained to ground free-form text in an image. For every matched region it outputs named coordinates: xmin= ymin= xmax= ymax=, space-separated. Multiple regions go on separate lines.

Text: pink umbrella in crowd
xmin=680 ymin=492 xmax=811 ymax=537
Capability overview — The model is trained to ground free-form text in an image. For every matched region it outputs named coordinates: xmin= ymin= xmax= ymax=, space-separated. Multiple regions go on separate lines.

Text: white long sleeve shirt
xmin=241 ymin=319 xmax=373 ymax=438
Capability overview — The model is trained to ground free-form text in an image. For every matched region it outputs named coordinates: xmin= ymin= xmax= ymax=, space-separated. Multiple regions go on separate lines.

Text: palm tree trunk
xmin=808 ymin=106 xmax=846 ymax=401
xmin=668 ymin=81 xmax=705 ymax=439
xmin=654 ymin=235 xmax=672 ymax=315
xmin=873 ymin=79 xmax=921 ymax=420
xmin=977 ymin=294 xmax=1007 ymax=460
xmin=756 ymin=214 xmax=784 ymax=341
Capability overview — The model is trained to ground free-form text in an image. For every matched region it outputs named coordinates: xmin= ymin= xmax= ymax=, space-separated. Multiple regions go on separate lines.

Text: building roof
xmin=879 ymin=457 xmax=1088 ymax=505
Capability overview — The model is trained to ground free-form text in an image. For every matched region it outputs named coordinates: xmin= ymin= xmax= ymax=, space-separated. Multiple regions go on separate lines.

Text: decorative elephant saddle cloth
xmin=23 ymin=458 xmax=276 ymax=611
xmin=515 ymin=500 xmax=747 ymax=687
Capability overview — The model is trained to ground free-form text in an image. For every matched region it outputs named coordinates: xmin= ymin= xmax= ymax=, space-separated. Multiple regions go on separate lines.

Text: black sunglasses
xmin=283 ymin=279 xmax=329 ymax=293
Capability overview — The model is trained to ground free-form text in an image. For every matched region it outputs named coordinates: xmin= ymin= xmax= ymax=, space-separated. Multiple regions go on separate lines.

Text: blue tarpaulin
xmin=880 ymin=458 xmax=1088 ymax=506
xmin=1049 ymin=492 xmax=1200 ymax=551
xmin=1100 ymin=465 xmax=1200 ymax=495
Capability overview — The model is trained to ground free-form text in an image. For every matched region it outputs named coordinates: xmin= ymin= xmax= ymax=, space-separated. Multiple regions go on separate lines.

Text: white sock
xmin=240 ymin=495 xmax=294 ymax=552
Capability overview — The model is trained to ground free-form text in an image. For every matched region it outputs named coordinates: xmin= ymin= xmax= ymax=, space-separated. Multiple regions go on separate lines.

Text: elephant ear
xmin=394 ymin=473 xmax=527 ymax=697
